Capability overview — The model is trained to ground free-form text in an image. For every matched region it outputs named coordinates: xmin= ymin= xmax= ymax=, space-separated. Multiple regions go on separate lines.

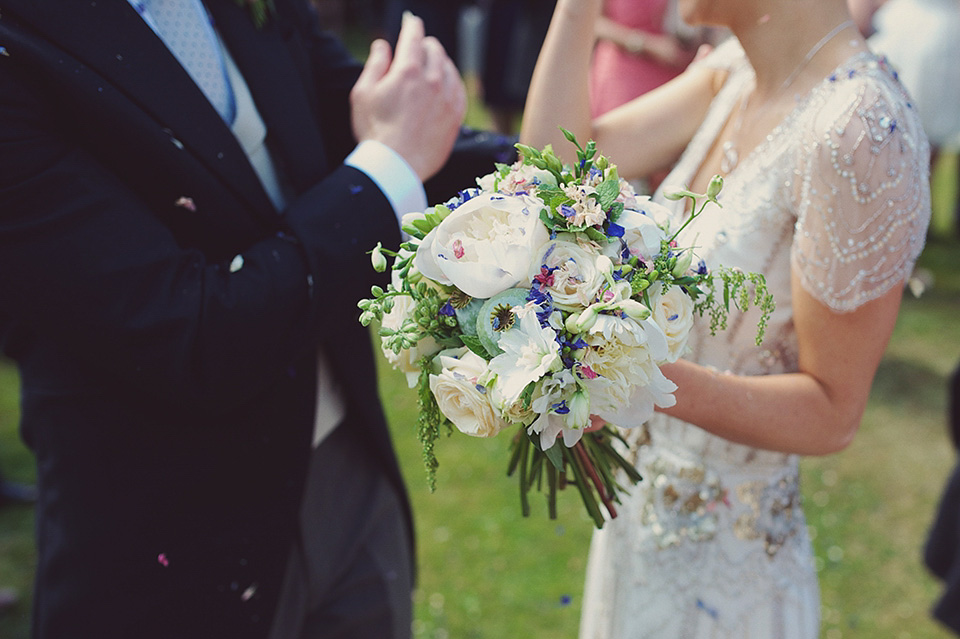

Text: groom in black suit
xmin=0 ymin=1 xmax=505 ymax=637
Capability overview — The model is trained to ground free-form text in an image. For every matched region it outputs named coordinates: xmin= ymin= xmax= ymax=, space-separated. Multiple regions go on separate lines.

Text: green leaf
xmin=460 ymin=333 xmax=492 ymax=359
xmin=542 ymin=441 xmax=565 ymax=471
xmin=585 ymin=227 xmax=607 ymax=243
xmin=597 ymin=177 xmax=621 ymax=211
xmin=412 ymin=217 xmax=434 ymax=234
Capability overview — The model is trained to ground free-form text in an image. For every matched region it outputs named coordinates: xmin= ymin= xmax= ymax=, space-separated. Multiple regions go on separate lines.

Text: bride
xmin=520 ymin=0 xmax=930 ymax=636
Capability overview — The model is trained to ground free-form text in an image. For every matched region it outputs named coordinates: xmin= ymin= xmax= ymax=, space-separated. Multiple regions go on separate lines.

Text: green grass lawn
xmin=389 ymin=238 xmax=960 ymax=639
xmin=0 ymin=151 xmax=957 ymax=637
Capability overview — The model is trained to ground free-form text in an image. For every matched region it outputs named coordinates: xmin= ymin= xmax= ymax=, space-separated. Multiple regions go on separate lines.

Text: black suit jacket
xmin=0 ymin=1 xmax=467 ymax=636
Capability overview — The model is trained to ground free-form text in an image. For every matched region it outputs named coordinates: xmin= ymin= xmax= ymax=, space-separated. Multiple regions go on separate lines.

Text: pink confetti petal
xmin=174 ymin=196 xmax=196 ymax=212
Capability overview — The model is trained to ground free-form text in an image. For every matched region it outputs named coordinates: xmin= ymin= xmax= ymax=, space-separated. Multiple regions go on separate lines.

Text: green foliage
xmin=695 ymin=267 xmax=776 ymax=345
xmin=416 ymin=356 xmax=450 ymax=492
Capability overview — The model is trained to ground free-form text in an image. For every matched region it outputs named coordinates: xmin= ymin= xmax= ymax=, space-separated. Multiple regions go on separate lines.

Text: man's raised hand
xmin=350 ymin=12 xmax=467 ymax=182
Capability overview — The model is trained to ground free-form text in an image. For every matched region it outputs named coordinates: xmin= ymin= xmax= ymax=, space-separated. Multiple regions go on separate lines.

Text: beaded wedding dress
xmin=578 ymin=39 xmax=930 ymax=639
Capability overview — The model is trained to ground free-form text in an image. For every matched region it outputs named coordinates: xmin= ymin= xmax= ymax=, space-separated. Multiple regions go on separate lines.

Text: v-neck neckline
xmin=689 ymin=46 xmax=876 ymax=193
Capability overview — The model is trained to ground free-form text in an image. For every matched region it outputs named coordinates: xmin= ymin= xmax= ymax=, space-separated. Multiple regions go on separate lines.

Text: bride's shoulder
xmin=687 ymin=36 xmax=746 ymax=96
xmin=809 ymin=52 xmax=925 ymax=140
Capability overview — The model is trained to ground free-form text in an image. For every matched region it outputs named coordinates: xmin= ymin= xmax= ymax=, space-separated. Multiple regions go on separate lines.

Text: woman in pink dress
xmin=589 ymin=0 xmax=702 ymax=117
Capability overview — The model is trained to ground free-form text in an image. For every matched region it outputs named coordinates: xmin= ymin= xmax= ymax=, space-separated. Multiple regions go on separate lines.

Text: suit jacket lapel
xmin=205 ymin=0 xmax=329 ymax=194
xmin=6 ymin=0 xmax=279 ymax=217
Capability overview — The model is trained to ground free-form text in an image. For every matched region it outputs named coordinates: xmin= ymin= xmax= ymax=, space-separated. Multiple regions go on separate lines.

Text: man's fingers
xmin=444 ymin=56 xmax=467 ymax=116
xmin=421 ymin=36 xmax=445 ymax=84
xmin=393 ymin=11 xmax=426 ymax=70
xmin=355 ymin=39 xmax=392 ymax=91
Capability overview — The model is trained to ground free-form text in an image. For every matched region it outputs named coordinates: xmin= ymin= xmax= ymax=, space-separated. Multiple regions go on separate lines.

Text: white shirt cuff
xmin=345 ymin=140 xmax=428 ymax=222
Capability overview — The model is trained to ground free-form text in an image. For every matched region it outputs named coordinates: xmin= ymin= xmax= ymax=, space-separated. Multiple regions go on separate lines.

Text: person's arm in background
xmin=595 ymin=14 xmax=695 ymax=69
xmin=519 ymin=0 xmax=717 ymax=179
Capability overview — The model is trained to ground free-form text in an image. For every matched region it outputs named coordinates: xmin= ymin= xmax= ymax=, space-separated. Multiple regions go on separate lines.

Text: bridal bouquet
xmin=359 ymin=130 xmax=773 ymax=528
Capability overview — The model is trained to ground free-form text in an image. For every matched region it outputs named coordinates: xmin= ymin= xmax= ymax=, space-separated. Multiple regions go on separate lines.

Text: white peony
xmin=580 ymin=322 xmax=677 ymax=428
xmin=529 ymin=238 xmax=607 ymax=311
xmin=414 ymin=193 xmax=550 ymax=299
xmin=613 ymin=207 xmax=669 ymax=261
xmin=589 ymin=313 xmax=668 ymax=361
xmin=648 ymin=286 xmax=695 ymax=362
xmin=429 ymin=348 xmax=508 ymax=438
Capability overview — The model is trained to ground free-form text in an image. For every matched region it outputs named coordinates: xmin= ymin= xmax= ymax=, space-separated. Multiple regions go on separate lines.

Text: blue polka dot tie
xmin=141 ymin=0 xmax=236 ymax=124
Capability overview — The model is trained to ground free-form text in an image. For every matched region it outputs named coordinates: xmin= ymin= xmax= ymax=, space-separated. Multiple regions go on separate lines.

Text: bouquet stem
xmin=507 ymin=425 xmax=642 ymax=529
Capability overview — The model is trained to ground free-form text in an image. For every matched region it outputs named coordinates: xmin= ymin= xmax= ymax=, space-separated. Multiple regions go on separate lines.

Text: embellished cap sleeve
xmin=791 ymin=64 xmax=931 ymax=313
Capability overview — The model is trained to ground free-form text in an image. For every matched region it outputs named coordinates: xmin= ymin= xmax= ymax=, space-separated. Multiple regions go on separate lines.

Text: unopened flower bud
xmin=370 ymin=243 xmax=387 ymax=272
xmin=564 ymin=389 xmax=591 ymax=430
xmin=595 ymin=254 xmax=614 ymax=276
xmin=706 ymin=175 xmax=724 ymax=200
xmin=616 ymin=299 xmax=651 ymax=321
xmin=546 ymin=154 xmax=564 ymax=175
xmin=672 ymin=250 xmax=694 ymax=277
xmin=566 ymin=305 xmax=600 ymax=333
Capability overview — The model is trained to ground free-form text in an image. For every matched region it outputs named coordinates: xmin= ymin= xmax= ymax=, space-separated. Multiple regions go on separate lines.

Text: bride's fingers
xmin=586 ymin=416 xmax=606 ymax=432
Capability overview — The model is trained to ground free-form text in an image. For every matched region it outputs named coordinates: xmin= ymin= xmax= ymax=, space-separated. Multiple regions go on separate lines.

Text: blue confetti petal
xmin=696 ymin=598 xmax=719 ymax=619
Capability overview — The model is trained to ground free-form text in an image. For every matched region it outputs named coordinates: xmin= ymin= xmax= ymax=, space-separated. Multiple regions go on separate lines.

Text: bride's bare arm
xmin=659 ymin=280 xmax=903 ymax=455
xmin=519 ymin=0 xmax=717 ymax=179
xmin=657 ymin=78 xmax=928 ymax=457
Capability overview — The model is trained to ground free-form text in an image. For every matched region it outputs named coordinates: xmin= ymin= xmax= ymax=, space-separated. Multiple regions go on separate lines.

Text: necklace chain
xmin=719 ymin=19 xmax=856 ymax=174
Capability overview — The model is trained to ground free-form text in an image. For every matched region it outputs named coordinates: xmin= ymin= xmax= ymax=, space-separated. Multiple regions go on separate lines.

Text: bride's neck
xmin=732 ymin=5 xmax=863 ymax=97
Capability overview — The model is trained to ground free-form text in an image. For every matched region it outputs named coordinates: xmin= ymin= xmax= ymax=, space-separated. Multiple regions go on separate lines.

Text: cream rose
xmin=649 ymin=287 xmax=695 ymax=362
xmin=429 ymin=348 xmax=508 ymax=438
xmin=414 ymin=193 xmax=550 ymax=299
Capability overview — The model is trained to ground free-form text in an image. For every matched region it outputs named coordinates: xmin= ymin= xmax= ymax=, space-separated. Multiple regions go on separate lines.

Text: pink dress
xmin=589 ymin=0 xmax=683 ymax=117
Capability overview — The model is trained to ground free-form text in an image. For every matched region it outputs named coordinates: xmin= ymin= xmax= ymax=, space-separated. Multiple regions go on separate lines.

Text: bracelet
xmin=625 ymin=34 xmax=646 ymax=55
